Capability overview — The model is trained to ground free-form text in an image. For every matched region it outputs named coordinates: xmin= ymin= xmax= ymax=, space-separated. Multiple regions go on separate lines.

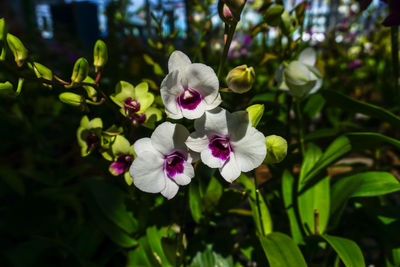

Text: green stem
xmin=217 ymin=22 xmax=237 ymax=80
xmin=391 ymin=26 xmax=399 ymax=101
xmin=295 ymin=100 xmax=305 ymax=158
xmin=254 ymin=174 xmax=265 ymax=236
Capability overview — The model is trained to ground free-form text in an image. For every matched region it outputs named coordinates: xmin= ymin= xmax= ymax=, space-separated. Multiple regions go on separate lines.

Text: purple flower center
xmin=85 ymin=131 xmax=99 ymax=153
xmin=177 ymin=88 xmax=202 ymax=110
xmin=131 ymin=113 xmax=146 ymax=125
xmin=109 ymin=154 xmax=133 ymax=176
xmin=124 ymin=97 xmax=140 ymax=116
xmin=209 ymin=135 xmax=232 ymax=161
xmin=164 ymin=151 xmax=185 ymax=178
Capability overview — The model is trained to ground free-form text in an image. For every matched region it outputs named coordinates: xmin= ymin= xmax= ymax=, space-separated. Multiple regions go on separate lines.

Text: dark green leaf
xmin=189 ymin=181 xmax=203 ymax=223
xmin=282 ymin=170 xmax=304 ymax=244
xmin=259 ymin=232 xmax=307 ymax=267
xmin=320 ymin=234 xmax=365 ymax=267
xmin=190 ymin=244 xmax=234 ymax=267
xmin=331 ymin=172 xmax=400 ymax=216
xmin=146 ymin=226 xmax=173 ymax=267
xmin=321 ymin=89 xmax=400 ymax=129
xmin=346 ymin=132 xmax=400 ymax=151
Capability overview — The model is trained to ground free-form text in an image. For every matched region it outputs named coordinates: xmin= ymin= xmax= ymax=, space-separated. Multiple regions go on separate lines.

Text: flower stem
xmin=217 ymin=22 xmax=237 ymax=80
xmin=295 ymin=100 xmax=305 ymax=158
xmin=391 ymin=26 xmax=399 ymax=102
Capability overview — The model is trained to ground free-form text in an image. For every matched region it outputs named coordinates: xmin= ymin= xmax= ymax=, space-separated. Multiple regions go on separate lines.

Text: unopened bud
xmin=70 ymin=57 xmax=89 ymax=85
xmin=263 ymin=5 xmax=285 ymax=27
xmin=59 ymin=92 xmax=84 ymax=106
xmin=28 ymin=62 xmax=53 ymax=89
xmin=218 ymin=0 xmax=245 ymax=24
xmin=93 ymin=40 xmax=108 ymax=73
xmin=246 ymin=104 xmax=264 ymax=127
xmin=6 ymin=34 xmax=28 ymax=67
xmin=226 ymin=65 xmax=255 ymax=94
xmin=264 ymin=135 xmax=288 ymax=164
xmin=0 ymin=81 xmax=15 ymax=96
xmin=0 ymin=19 xmax=7 ymax=60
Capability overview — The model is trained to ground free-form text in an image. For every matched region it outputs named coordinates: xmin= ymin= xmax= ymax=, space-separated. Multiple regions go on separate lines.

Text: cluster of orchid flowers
xmin=77 ymin=51 xmax=272 ymax=199
xmin=77 ymin=47 xmax=322 ymax=199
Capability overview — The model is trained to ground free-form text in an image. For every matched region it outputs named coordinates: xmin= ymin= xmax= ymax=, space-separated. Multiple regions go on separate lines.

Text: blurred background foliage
xmin=0 ymin=0 xmax=400 ymax=266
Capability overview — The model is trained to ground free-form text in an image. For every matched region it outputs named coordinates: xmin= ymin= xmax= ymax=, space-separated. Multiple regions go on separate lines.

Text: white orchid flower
xmin=160 ymin=51 xmax=222 ymax=120
xmin=278 ymin=47 xmax=322 ymax=99
xmin=186 ymin=107 xmax=266 ymax=183
xmin=129 ymin=122 xmax=197 ymax=199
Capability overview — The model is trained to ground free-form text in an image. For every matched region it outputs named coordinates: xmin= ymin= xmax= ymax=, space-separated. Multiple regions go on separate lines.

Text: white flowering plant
xmin=1 ymin=0 xmax=400 ymax=266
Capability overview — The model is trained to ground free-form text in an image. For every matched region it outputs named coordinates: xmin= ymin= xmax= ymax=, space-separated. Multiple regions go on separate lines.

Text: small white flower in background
xmin=129 ymin=122 xmax=197 ymax=199
xmin=278 ymin=47 xmax=322 ymax=99
xmin=160 ymin=51 xmax=222 ymax=120
xmin=186 ymin=107 xmax=266 ymax=183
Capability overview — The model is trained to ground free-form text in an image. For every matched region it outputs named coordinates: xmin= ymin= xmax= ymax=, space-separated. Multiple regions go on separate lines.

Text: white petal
xmin=187 ymin=149 xmax=200 ymax=163
xmin=160 ymin=71 xmax=184 ymax=119
xmin=168 ymin=51 xmax=191 ymax=73
xmin=194 ymin=107 xmax=229 ymax=136
xmin=201 ymin=148 xmax=225 ymax=168
xmin=309 ymin=78 xmax=322 ymax=95
xmin=185 ymin=132 xmax=210 ymax=152
xmin=182 ymin=63 xmax=219 ymax=103
xmin=161 ymin=178 xmax=180 ymax=199
xmin=299 ymin=47 xmax=316 ymax=66
xmin=204 ymin=93 xmax=222 ymax=111
xmin=130 ymin=150 xmax=166 ymax=193
xmin=173 ymin=161 xmax=194 ymax=185
xmin=181 ymin=100 xmax=206 ymax=119
xmin=133 ymin=137 xmax=152 ymax=154
xmin=151 ymin=122 xmax=190 ymax=155
xmin=231 ymin=127 xmax=267 ymax=172
xmin=219 ymin=153 xmax=241 ymax=183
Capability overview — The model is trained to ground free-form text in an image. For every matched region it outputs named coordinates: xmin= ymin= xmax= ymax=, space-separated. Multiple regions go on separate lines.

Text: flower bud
xmin=218 ymin=0 xmax=245 ymax=24
xmin=70 ymin=57 xmax=89 ymax=85
xmin=263 ymin=5 xmax=285 ymax=26
xmin=246 ymin=104 xmax=264 ymax=127
xmin=264 ymin=135 xmax=287 ymax=164
xmin=0 ymin=81 xmax=15 ymax=96
xmin=6 ymin=33 xmax=28 ymax=67
xmin=226 ymin=65 xmax=255 ymax=94
xmin=59 ymin=92 xmax=84 ymax=106
xmin=93 ymin=40 xmax=108 ymax=73
xmin=282 ymin=61 xmax=321 ymax=98
xmin=0 ymin=19 xmax=7 ymax=61
xmin=28 ymin=62 xmax=53 ymax=89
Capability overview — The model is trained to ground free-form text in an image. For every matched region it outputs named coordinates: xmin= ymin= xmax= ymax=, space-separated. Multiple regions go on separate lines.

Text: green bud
xmin=246 ymin=104 xmax=264 ymax=127
xmin=280 ymin=11 xmax=297 ymax=36
xmin=263 ymin=5 xmax=285 ymax=27
xmin=59 ymin=92 xmax=84 ymax=106
xmin=93 ymin=40 xmax=108 ymax=72
xmin=218 ymin=0 xmax=245 ymax=24
xmin=264 ymin=135 xmax=288 ymax=164
xmin=70 ymin=57 xmax=89 ymax=85
xmin=6 ymin=33 xmax=28 ymax=67
xmin=0 ymin=81 xmax=15 ymax=96
xmin=0 ymin=19 xmax=7 ymax=61
xmin=28 ymin=62 xmax=53 ymax=89
xmin=226 ymin=65 xmax=255 ymax=94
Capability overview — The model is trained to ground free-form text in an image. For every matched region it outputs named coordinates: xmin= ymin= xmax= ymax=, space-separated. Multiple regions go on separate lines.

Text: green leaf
xmin=0 ymin=166 xmax=25 ymax=196
xmin=190 ymin=244 xmax=234 ymax=267
xmin=302 ymin=136 xmax=351 ymax=184
xmin=346 ymin=132 xmax=400 ymax=151
xmin=86 ymin=179 xmax=137 ymax=234
xmin=259 ymin=232 xmax=307 ymax=267
xmin=202 ymin=176 xmax=223 ymax=211
xmin=298 ymin=175 xmax=330 ymax=235
xmin=237 ymin=174 xmax=273 ymax=235
xmin=85 ymin=190 xmax=137 ymax=248
xmin=320 ymin=234 xmax=365 ymax=267
xmin=189 ymin=180 xmax=203 ymax=223
xmin=282 ymin=170 xmax=304 ymax=244
xmin=304 ymin=93 xmax=325 ymax=119
xmin=146 ymin=226 xmax=173 ymax=267
xmin=386 ymin=248 xmax=400 ymax=267
xmin=331 ymin=172 xmax=400 ymax=216
xmin=321 ymin=89 xmax=400 ymax=129
xmin=299 ymin=143 xmax=322 ymax=183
